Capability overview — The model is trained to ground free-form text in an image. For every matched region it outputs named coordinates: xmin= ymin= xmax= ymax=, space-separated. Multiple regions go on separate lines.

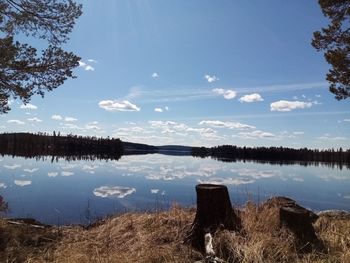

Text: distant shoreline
xmin=1 ymin=132 xmax=349 ymax=168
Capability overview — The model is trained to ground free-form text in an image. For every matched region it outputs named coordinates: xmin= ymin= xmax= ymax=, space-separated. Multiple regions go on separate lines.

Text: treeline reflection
xmin=0 ymin=132 xmax=123 ymax=161
xmin=1 ymin=133 xmax=349 ymax=169
xmin=192 ymin=145 xmax=350 ymax=169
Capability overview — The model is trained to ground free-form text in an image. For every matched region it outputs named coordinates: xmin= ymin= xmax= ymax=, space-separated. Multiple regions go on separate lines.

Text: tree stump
xmin=263 ymin=196 xmax=320 ymax=250
xmin=185 ymin=184 xmax=241 ymax=250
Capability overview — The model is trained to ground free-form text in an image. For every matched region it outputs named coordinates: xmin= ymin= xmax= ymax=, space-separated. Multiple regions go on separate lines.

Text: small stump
xmin=263 ymin=196 xmax=320 ymax=250
xmin=185 ymin=184 xmax=241 ymax=250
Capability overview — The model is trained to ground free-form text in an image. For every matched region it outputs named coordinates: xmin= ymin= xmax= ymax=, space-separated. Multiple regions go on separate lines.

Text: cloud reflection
xmin=4 ymin=164 xmax=21 ymax=169
xmin=235 ymin=169 xmax=281 ymax=179
xmin=14 ymin=180 xmax=32 ymax=187
xmin=48 ymin=172 xmax=58 ymax=177
xmin=198 ymin=177 xmax=255 ymax=185
xmin=61 ymin=171 xmax=74 ymax=176
xmin=93 ymin=186 xmax=136 ymax=198
xmin=23 ymin=168 xmax=39 ymax=173
xmin=150 ymin=189 xmax=160 ymax=194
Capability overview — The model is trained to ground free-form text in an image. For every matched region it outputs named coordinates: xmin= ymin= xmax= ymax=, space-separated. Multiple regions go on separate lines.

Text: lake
xmin=0 ymin=154 xmax=349 ymax=225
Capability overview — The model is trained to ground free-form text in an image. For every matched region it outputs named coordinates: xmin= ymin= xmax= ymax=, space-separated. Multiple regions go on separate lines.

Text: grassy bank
xmin=0 ymin=203 xmax=349 ymax=263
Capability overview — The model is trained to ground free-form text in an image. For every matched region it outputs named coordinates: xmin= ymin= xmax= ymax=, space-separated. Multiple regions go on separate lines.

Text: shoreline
xmin=1 ymin=199 xmax=349 ymax=262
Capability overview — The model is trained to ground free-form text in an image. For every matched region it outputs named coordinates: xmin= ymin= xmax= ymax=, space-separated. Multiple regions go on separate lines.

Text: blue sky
xmin=1 ymin=0 xmax=349 ymax=148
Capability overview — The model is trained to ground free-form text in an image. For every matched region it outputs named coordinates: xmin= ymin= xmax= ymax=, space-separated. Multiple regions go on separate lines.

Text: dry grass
xmin=0 ymin=218 xmax=60 ymax=262
xmin=0 ymin=203 xmax=349 ymax=263
xmin=52 ymin=205 xmax=199 ymax=263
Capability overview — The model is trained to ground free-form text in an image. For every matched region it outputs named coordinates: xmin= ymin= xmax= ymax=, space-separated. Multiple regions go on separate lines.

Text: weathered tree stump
xmin=185 ymin=184 xmax=241 ymax=250
xmin=263 ymin=197 xmax=319 ymax=249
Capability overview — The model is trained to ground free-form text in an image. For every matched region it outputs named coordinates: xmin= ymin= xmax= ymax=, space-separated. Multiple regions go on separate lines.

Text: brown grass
xmin=0 ymin=203 xmax=349 ymax=263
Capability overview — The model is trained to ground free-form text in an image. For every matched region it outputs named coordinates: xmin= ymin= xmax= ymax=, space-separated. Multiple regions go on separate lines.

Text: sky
xmin=1 ymin=0 xmax=349 ymax=149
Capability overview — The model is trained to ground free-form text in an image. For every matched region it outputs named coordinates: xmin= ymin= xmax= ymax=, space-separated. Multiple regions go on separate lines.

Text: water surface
xmin=0 ymin=154 xmax=349 ymax=225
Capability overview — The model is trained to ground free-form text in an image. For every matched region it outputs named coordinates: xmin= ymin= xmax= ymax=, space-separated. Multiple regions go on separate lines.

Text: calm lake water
xmin=0 ymin=154 xmax=349 ymax=225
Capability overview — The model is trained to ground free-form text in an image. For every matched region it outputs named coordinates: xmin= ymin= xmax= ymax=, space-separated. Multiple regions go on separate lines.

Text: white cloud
xmin=270 ymin=100 xmax=313 ymax=112
xmin=154 ymin=106 xmax=169 ymax=113
xmin=79 ymin=60 xmax=95 ymax=71
xmin=151 ymin=72 xmax=159 ymax=78
xmin=149 ymin=121 xmax=189 ymax=135
xmin=85 ymin=122 xmax=101 ymax=130
xmin=99 ymin=100 xmax=140 ymax=112
xmin=14 ymin=180 xmax=32 ymax=187
xmin=205 ymin=74 xmax=219 ymax=83
xmin=93 ymin=186 xmax=136 ymax=198
xmin=239 ymin=93 xmax=263 ymax=103
xmin=85 ymin=65 xmax=94 ymax=71
xmin=186 ymin=127 xmax=222 ymax=140
xmin=318 ymin=135 xmax=347 ymax=141
xmin=65 ymin=117 xmax=78 ymax=122
xmin=154 ymin=108 xmax=163 ymax=112
xmin=7 ymin=119 xmax=25 ymax=125
xmin=199 ymin=120 xmax=255 ymax=130
xmin=343 ymin=118 xmax=350 ymax=122
xmin=293 ymin=131 xmax=304 ymax=135
xmin=27 ymin=117 xmax=42 ymax=122
xmin=223 ymin=90 xmax=237 ymax=99
xmin=212 ymin=88 xmax=225 ymax=95
xmin=87 ymin=59 xmax=97 ymax=63
xmin=212 ymin=88 xmax=236 ymax=99
xmin=62 ymin=123 xmax=82 ymax=130
xmin=117 ymin=127 xmax=148 ymax=134
xmin=238 ymin=130 xmax=276 ymax=139
xmin=20 ymin=103 xmax=37 ymax=110
xmin=51 ymin=115 xmax=63 ymax=120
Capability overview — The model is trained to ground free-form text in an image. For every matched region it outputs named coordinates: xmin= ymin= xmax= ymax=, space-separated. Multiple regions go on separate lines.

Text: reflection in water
xmin=23 ymin=168 xmax=39 ymax=173
xmin=48 ymin=172 xmax=59 ymax=177
xmin=14 ymin=180 xmax=32 ymax=187
xmin=198 ymin=177 xmax=255 ymax=185
xmin=212 ymin=156 xmax=350 ymax=169
xmin=93 ymin=186 xmax=136 ymax=198
xmin=61 ymin=171 xmax=74 ymax=177
xmin=150 ymin=189 xmax=160 ymax=194
xmin=4 ymin=164 xmax=21 ymax=169
xmin=0 ymin=153 xmax=349 ymax=225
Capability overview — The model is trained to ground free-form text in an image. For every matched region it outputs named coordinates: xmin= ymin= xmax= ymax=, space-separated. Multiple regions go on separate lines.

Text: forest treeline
xmin=0 ymin=132 xmax=123 ymax=161
xmin=192 ymin=145 xmax=350 ymax=168
xmin=1 ymin=132 xmax=350 ymax=168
